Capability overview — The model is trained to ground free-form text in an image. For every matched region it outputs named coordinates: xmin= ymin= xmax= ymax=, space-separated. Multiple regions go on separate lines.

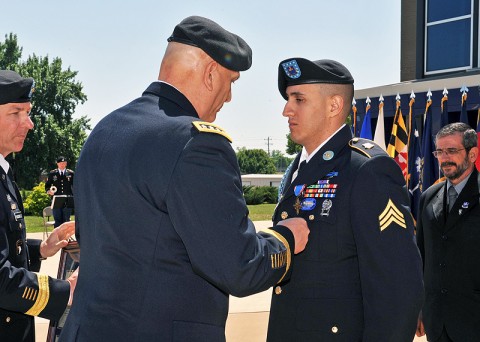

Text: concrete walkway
xmin=31 ymin=222 xmax=426 ymax=341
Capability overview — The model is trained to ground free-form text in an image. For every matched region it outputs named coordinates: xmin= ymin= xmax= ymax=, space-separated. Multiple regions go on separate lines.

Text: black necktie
xmin=6 ymin=169 xmax=18 ymax=201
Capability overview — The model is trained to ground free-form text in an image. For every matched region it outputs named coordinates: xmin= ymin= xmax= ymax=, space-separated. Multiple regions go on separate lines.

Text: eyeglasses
xmin=432 ymin=148 xmax=465 ymax=158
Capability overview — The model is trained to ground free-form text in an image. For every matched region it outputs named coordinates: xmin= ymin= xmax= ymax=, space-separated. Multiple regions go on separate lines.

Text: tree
xmin=1 ymin=33 xmax=90 ymax=189
xmin=270 ymin=150 xmax=293 ymax=172
xmin=236 ymin=148 xmax=277 ymax=174
xmin=286 ymin=133 xmax=302 ymax=155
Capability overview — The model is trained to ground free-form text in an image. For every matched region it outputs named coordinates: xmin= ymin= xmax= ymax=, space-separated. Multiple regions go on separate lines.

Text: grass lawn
xmin=25 ymin=215 xmax=49 ymax=233
xmin=247 ymin=203 xmax=276 ymax=221
xmin=24 ymin=204 xmax=276 ymax=234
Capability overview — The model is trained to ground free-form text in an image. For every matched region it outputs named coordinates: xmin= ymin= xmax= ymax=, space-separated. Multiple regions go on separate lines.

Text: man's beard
xmin=441 ymin=156 xmax=470 ymax=181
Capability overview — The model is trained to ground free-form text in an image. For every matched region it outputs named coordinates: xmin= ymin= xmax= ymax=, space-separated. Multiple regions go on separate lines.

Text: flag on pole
xmin=476 ymin=109 xmax=480 ymax=172
xmin=351 ymin=98 xmax=358 ymax=137
xmin=459 ymin=85 xmax=469 ymax=124
xmin=420 ymin=90 xmax=439 ymax=191
xmin=387 ymin=95 xmax=409 ymax=178
xmin=441 ymin=88 xmax=449 ymax=128
xmin=374 ymin=95 xmax=387 ymax=151
xmin=360 ymin=97 xmax=372 ymax=140
xmin=406 ymin=92 xmax=422 ymax=220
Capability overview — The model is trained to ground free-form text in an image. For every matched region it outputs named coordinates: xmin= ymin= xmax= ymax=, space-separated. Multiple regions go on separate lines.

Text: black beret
xmin=167 ymin=16 xmax=252 ymax=72
xmin=278 ymin=58 xmax=354 ymax=100
xmin=57 ymin=156 xmax=67 ymax=163
xmin=0 ymin=70 xmax=35 ymax=105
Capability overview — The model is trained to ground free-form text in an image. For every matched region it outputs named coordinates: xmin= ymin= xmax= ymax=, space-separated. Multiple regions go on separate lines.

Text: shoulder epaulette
xmin=192 ymin=121 xmax=232 ymax=143
xmin=348 ymin=138 xmax=387 ymax=158
xmin=67 ymin=169 xmax=74 ymax=173
xmin=50 ymin=169 xmax=56 ymax=173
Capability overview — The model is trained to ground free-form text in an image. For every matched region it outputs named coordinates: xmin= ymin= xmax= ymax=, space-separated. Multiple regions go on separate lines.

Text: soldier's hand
xmin=278 ymin=218 xmax=309 ymax=254
xmin=40 ymin=221 xmax=75 ymax=258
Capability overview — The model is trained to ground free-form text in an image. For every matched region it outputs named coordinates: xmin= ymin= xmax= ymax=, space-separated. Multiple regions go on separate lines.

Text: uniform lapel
xmin=431 ymin=184 xmax=446 ymax=225
xmin=444 ymin=169 xmax=480 ymax=233
xmin=0 ymin=167 xmax=18 ymax=202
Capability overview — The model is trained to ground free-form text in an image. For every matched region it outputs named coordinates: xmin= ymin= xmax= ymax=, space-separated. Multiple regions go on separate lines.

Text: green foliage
xmin=1 ymin=33 xmax=90 ymax=188
xmin=286 ymin=133 xmax=302 ymax=155
xmin=23 ymin=182 xmax=50 ymax=216
xmin=236 ymin=148 xmax=277 ymax=174
xmin=243 ymin=185 xmax=278 ymax=205
xmin=270 ymin=150 xmax=293 ymax=172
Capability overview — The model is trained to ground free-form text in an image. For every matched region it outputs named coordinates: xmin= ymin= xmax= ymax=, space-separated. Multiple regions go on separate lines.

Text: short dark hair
xmin=435 ymin=122 xmax=477 ymax=150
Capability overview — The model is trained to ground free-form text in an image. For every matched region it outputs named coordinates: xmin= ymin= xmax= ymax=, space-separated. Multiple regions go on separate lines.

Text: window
xmin=424 ymin=0 xmax=474 ymax=75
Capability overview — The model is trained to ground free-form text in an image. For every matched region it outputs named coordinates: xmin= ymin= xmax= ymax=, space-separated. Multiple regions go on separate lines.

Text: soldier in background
xmin=45 ymin=156 xmax=74 ymax=227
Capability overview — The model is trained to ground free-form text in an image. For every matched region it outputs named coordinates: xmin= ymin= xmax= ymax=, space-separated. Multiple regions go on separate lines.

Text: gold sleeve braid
xmin=25 ymin=273 xmax=50 ymax=316
xmin=260 ymin=229 xmax=291 ymax=283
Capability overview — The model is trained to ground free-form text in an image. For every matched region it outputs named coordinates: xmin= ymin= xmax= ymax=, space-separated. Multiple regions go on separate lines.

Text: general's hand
xmin=66 ymin=267 xmax=79 ymax=306
xmin=47 ymin=190 xmax=55 ymax=196
xmin=40 ymin=221 xmax=75 ymax=258
xmin=278 ymin=218 xmax=309 ymax=254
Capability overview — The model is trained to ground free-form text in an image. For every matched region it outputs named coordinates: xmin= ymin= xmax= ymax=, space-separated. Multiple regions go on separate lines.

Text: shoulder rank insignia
xmin=378 ymin=198 xmax=406 ymax=231
xmin=349 ymin=138 xmax=387 ymax=158
xmin=192 ymin=121 xmax=232 ymax=142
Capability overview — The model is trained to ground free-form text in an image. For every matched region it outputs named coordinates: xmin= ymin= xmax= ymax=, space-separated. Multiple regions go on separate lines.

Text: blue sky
xmin=2 ymin=0 xmax=401 ymax=154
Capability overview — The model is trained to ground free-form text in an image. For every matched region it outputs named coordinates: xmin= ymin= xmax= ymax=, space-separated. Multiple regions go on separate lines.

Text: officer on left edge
xmin=0 ymin=70 xmax=77 ymax=342
xmin=45 ymin=156 xmax=74 ymax=227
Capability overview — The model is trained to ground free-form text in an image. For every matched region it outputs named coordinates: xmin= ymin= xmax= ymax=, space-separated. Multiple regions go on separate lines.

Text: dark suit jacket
xmin=267 ymin=126 xmax=424 ymax=342
xmin=60 ymin=82 xmax=295 ymax=342
xmin=0 ymin=167 xmax=70 ymax=342
xmin=417 ymin=169 xmax=480 ymax=342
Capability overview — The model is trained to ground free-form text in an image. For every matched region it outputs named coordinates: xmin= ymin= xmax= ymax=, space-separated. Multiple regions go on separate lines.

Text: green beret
xmin=57 ymin=156 xmax=67 ymax=163
xmin=0 ymin=70 xmax=35 ymax=105
xmin=278 ymin=58 xmax=354 ymax=100
xmin=167 ymin=16 xmax=252 ymax=72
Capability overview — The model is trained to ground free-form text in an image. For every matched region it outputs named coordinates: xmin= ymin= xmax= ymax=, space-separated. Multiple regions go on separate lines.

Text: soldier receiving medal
xmin=267 ymin=57 xmax=424 ymax=341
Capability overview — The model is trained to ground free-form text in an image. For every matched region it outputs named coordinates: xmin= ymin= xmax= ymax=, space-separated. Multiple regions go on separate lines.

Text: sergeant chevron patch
xmin=378 ymin=199 xmax=406 ymax=231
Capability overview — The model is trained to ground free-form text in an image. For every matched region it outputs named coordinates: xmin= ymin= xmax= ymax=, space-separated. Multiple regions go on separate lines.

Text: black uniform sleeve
xmin=0 ymin=229 xmax=70 ymax=320
xmin=166 ymin=132 xmax=294 ymax=297
xmin=350 ymin=155 xmax=424 ymax=342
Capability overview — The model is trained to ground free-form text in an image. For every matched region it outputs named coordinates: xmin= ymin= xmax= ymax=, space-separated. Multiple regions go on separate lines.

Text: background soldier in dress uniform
xmin=59 ymin=16 xmax=309 ymax=342
xmin=0 ymin=70 xmax=77 ymax=342
xmin=45 ymin=156 xmax=74 ymax=227
xmin=267 ymin=58 xmax=424 ymax=341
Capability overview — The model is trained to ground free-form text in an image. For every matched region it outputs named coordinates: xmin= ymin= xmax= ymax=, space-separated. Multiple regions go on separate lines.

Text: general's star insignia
xmin=378 ymin=198 xmax=406 ymax=231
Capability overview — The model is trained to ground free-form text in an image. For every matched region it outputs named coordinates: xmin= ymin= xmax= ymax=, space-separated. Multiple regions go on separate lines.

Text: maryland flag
xmin=387 ymin=98 xmax=408 ymax=178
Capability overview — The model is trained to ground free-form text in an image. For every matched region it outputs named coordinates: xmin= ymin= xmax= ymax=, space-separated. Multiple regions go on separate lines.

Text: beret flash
xmin=278 ymin=58 xmax=354 ymax=100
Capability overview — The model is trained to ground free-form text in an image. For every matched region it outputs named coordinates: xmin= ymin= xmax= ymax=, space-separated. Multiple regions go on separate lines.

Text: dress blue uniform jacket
xmin=267 ymin=126 xmax=424 ymax=341
xmin=0 ymin=168 xmax=70 ymax=342
xmin=45 ymin=169 xmax=74 ymax=196
xmin=60 ymin=82 xmax=295 ymax=342
xmin=417 ymin=169 xmax=480 ymax=342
